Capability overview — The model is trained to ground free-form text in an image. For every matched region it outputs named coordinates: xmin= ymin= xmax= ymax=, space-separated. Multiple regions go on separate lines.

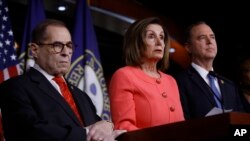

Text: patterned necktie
xmin=53 ymin=76 xmax=83 ymax=125
xmin=207 ymin=72 xmax=222 ymax=108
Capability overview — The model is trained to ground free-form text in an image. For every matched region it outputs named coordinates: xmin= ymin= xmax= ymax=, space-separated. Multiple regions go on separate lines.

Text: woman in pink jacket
xmin=109 ymin=17 xmax=184 ymax=131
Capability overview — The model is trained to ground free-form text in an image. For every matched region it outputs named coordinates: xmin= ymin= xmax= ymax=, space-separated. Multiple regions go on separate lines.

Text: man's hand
xmin=112 ymin=130 xmax=127 ymax=139
xmin=86 ymin=120 xmax=114 ymax=141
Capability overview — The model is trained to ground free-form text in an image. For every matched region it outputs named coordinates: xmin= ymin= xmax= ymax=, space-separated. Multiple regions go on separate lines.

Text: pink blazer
xmin=109 ymin=66 xmax=184 ymax=131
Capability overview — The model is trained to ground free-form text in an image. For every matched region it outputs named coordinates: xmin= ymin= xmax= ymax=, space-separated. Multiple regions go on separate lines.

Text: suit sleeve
xmin=174 ymin=74 xmax=191 ymax=119
xmin=0 ymin=78 xmax=96 ymax=141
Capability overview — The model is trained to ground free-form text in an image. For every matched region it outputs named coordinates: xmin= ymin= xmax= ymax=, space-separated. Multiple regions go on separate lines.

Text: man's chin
xmin=55 ymin=68 xmax=69 ymax=76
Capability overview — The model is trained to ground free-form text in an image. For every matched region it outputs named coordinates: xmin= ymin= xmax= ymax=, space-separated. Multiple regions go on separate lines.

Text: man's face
xmin=186 ymin=24 xmax=217 ymax=61
xmin=32 ymin=25 xmax=73 ymax=76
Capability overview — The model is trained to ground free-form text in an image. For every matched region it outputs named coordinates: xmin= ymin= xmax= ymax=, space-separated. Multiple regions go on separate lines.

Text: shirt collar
xmin=33 ymin=64 xmax=55 ymax=81
xmin=191 ymin=62 xmax=213 ymax=80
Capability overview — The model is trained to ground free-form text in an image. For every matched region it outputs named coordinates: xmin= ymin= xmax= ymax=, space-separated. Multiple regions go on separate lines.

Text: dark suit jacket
xmin=239 ymin=89 xmax=250 ymax=113
xmin=174 ymin=66 xmax=244 ymax=119
xmin=0 ymin=68 xmax=101 ymax=141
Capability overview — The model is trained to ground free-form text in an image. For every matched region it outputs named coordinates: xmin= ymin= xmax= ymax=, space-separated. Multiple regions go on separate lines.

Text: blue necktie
xmin=207 ymin=72 xmax=222 ymax=108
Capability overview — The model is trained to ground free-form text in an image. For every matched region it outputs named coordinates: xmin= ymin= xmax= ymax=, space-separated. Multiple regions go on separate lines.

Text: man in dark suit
xmin=174 ymin=21 xmax=244 ymax=119
xmin=0 ymin=19 xmax=125 ymax=141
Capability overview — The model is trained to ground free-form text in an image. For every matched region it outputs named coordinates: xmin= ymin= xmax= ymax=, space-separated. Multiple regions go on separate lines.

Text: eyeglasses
xmin=37 ymin=41 xmax=75 ymax=53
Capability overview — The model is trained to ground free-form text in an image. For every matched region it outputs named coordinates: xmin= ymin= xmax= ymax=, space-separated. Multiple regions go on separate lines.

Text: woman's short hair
xmin=123 ymin=17 xmax=170 ymax=71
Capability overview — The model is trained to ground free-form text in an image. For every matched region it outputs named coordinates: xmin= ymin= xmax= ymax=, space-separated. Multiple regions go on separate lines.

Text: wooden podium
xmin=117 ymin=112 xmax=250 ymax=141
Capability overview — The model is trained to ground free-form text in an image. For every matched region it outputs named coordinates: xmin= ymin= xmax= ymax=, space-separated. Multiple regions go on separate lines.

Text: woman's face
xmin=143 ymin=24 xmax=165 ymax=62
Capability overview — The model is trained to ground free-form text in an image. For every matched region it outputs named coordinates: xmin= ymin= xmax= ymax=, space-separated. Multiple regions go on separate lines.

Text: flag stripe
xmin=3 ymin=69 xmax=10 ymax=81
xmin=0 ymin=71 xmax=3 ymax=83
xmin=7 ymin=65 xmax=18 ymax=78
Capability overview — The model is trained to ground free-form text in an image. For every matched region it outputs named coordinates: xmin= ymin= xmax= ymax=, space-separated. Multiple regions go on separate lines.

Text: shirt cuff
xmin=85 ymin=127 xmax=89 ymax=134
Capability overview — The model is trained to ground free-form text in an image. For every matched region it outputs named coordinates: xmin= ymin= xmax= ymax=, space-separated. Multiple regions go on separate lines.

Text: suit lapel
xmin=217 ymin=75 xmax=226 ymax=105
xmin=28 ymin=68 xmax=82 ymax=125
xmin=187 ymin=66 xmax=217 ymax=106
xmin=67 ymin=83 xmax=88 ymax=125
xmin=67 ymin=84 xmax=101 ymax=125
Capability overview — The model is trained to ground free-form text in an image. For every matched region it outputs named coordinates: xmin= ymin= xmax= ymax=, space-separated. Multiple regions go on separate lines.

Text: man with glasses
xmin=0 ymin=19 xmax=125 ymax=141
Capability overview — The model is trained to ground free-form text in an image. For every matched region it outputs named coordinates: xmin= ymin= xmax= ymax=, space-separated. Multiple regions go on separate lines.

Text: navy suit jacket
xmin=0 ymin=68 xmax=101 ymax=141
xmin=174 ymin=66 xmax=244 ymax=119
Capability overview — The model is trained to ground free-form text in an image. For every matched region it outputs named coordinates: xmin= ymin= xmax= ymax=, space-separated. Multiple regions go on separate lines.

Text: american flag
xmin=0 ymin=0 xmax=20 ymax=84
